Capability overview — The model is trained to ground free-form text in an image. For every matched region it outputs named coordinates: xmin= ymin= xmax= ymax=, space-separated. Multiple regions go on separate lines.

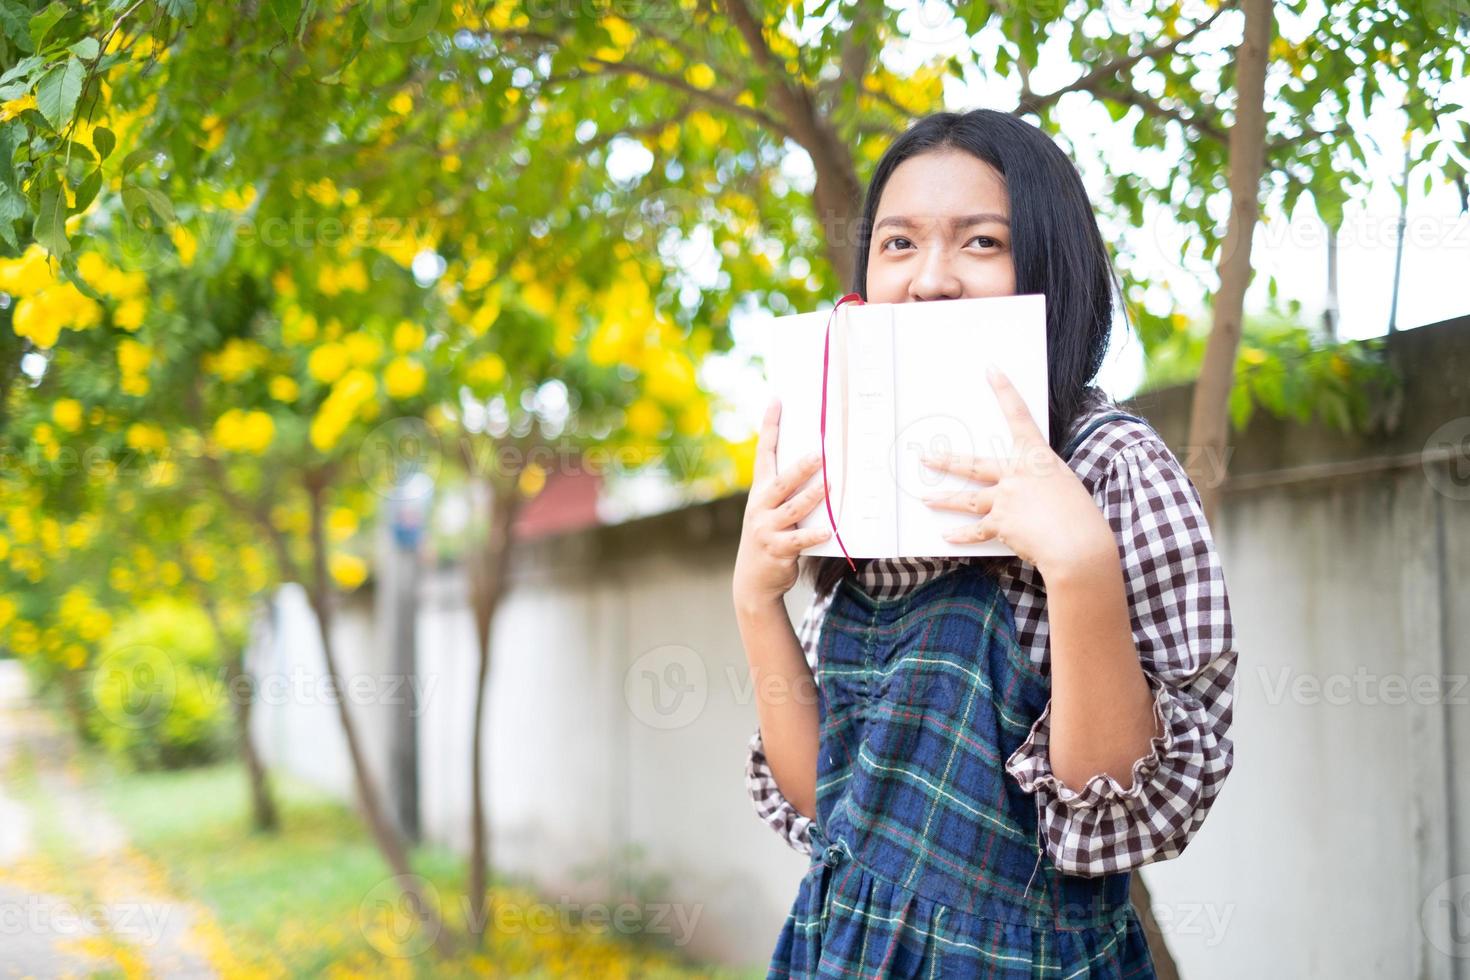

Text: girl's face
xmin=864 ymin=149 xmax=1016 ymax=304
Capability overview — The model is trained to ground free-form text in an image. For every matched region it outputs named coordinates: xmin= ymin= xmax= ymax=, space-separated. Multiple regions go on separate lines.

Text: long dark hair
xmin=804 ymin=108 xmax=1119 ymax=600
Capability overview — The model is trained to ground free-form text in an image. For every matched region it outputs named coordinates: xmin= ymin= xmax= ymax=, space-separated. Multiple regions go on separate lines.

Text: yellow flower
xmin=676 ymin=399 xmax=711 ymax=437
xmin=0 ymin=245 xmax=56 ymax=297
xmin=625 ymin=397 xmax=665 ymax=439
xmin=171 ymin=226 xmax=197 ymax=266
xmin=0 ymin=93 xmax=37 ymax=122
xmin=51 ymin=399 xmax=84 ymax=433
xmin=463 ymin=256 xmax=497 ymax=291
xmin=117 ymin=340 xmax=152 ymax=395
xmin=212 ymin=409 xmax=276 ymax=454
xmin=308 ymin=343 xmax=349 ymax=384
xmin=641 ymin=348 xmax=697 ymax=404
xmin=269 ymin=375 xmax=300 ymax=402
xmin=327 ymin=507 xmax=358 ymax=542
xmin=203 ymin=338 xmax=269 ymax=382
xmin=518 ymin=462 xmax=547 ymax=498
xmin=126 ymin=422 xmax=167 ymax=452
xmin=392 ymin=319 xmax=426 ymax=353
xmin=113 ymin=297 xmax=146 ymax=331
xmin=384 ymin=357 xmax=426 ymax=399
xmin=684 ymin=63 xmax=716 ymax=89
xmin=343 ymin=331 xmax=383 ymax=367
xmin=329 ymin=553 xmax=368 ymax=590
xmin=464 ymin=352 xmax=506 ymax=391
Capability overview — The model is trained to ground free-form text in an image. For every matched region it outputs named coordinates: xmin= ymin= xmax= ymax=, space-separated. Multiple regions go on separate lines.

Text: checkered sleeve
xmin=743 ymin=589 xmax=835 ymax=856
xmin=1003 ymin=430 xmax=1237 ymax=877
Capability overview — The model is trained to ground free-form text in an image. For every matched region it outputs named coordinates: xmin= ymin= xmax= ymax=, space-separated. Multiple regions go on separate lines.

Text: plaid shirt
xmin=744 ymin=395 xmax=1237 ymax=877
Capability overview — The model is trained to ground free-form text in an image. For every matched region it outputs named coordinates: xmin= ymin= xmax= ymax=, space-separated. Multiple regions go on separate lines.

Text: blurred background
xmin=0 ymin=0 xmax=1467 ymax=976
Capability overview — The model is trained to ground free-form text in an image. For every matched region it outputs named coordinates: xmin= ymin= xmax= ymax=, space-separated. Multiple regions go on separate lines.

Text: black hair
xmin=805 ymin=108 xmax=1119 ymax=600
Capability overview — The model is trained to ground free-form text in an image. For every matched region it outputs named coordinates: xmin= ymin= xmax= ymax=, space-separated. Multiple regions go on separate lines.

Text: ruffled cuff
xmin=745 ymin=726 xmax=814 ymax=855
xmin=1004 ymin=670 xmax=1177 ymax=810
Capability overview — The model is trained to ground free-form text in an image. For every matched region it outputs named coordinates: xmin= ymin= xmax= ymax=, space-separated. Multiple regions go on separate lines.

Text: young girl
xmin=733 ymin=109 xmax=1236 ymax=977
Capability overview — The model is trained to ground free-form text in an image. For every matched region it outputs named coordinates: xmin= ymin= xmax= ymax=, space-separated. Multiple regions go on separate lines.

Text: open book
xmin=760 ymin=294 xmax=1049 ymax=559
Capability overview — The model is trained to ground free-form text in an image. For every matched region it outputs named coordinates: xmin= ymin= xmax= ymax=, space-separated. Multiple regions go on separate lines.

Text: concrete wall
xmin=250 ymin=315 xmax=1470 ymax=975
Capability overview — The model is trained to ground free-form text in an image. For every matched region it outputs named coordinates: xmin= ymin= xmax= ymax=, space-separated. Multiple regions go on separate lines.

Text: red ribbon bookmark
xmin=822 ymin=292 xmax=865 ymax=572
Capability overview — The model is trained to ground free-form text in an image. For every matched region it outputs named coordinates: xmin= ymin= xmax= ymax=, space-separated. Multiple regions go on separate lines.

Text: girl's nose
xmin=907 ymin=246 xmax=962 ymax=302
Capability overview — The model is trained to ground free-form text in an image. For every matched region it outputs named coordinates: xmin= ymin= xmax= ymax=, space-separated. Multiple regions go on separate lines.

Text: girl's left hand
xmin=919 ymin=366 xmax=1116 ymax=580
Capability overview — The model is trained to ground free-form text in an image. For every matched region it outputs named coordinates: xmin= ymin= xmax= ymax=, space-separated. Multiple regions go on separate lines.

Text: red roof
xmin=511 ymin=462 xmax=603 ymax=541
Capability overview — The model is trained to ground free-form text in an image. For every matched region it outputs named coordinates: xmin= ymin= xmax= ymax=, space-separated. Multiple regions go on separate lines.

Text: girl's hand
xmin=919 ymin=367 xmax=1116 ymax=580
xmin=733 ymin=399 xmax=834 ymax=609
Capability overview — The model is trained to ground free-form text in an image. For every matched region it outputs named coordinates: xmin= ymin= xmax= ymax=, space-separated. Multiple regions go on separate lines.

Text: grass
xmin=84 ymin=759 xmax=757 ymax=978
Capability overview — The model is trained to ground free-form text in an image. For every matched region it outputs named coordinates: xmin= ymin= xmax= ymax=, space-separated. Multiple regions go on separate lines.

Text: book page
xmin=761 ymin=294 xmax=1048 ymax=560
xmin=762 ymin=304 xmax=897 ymax=558
xmin=890 ymin=294 xmax=1049 ymax=557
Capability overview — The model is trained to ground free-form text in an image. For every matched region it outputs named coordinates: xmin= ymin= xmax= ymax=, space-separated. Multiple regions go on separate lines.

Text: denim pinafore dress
xmin=768 ymin=414 xmax=1156 ymax=979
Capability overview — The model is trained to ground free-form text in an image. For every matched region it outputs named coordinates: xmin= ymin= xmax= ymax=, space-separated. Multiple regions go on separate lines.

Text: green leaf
xmin=69 ymin=36 xmax=100 ymax=61
xmin=0 ymin=185 xmax=21 ymax=247
xmin=92 ymin=126 xmax=115 ymax=161
xmin=1228 ymin=381 xmax=1254 ymax=431
xmin=269 ymin=0 xmax=303 ymax=36
xmin=0 ymin=0 xmax=32 ymax=54
xmin=35 ymin=56 xmax=84 ymax=130
xmin=75 ymin=168 xmax=102 ymax=213
xmin=33 ymin=184 xmax=67 ymax=259
xmin=0 ymin=55 xmax=43 ymax=87
xmin=29 ymin=2 xmax=67 ymax=50
xmin=119 ymin=146 xmax=154 ymax=175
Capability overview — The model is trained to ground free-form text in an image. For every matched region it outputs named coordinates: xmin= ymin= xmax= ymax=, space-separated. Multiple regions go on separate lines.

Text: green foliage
xmin=1140 ymin=304 xmax=1395 ymax=433
xmin=89 ymin=596 xmax=228 ymax=770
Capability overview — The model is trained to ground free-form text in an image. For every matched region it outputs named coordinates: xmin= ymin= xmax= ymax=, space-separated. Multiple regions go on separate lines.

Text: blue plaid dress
xmin=767 ymin=562 xmax=1156 ymax=978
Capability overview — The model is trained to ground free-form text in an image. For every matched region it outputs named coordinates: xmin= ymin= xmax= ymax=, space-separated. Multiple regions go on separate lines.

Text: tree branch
xmin=1016 ymin=4 xmax=1232 ymax=116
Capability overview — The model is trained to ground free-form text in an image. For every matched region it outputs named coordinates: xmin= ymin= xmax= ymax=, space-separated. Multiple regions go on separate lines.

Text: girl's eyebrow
xmin=873 ymin=212 xmax=1010 ymax=232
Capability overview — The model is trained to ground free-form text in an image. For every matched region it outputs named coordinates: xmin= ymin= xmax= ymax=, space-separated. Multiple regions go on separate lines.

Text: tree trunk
xmin=200 ymin=592 xmax=279 ymax=833
xmin=465 ymin=469 xmax=523 ymax=947
xmin=305 ymin=475 xmax=456 ymax=958
xmin=1185 ymin=0 xmax=1274 ymax=527
xmin=1131 ymin=874 xmax=1181 ymax=980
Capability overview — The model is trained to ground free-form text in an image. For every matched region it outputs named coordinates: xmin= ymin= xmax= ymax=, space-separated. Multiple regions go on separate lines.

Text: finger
xmin=757 ymin=451 xmax=824 ymax=510
xmin=918 ymin=450 xmax=1003 ymax=484
xmin=772 ymin=480 xmax=830 ymax=529
xmin=920 ymin=487 xmax=994 ymax=515
xmin=769 ymin=525 xmax=833 ymax=556
xmin=751 ymin=398 xmax=781 ymax=486
xmin=987 ymin=366 xmax=1046 ymax=447
xmin=942 ymin=518 xmax=996 ymax=544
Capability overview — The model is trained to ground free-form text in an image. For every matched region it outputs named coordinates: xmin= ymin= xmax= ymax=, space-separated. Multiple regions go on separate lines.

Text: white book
xmin=760 ymin=294 xmax=1049 ymax=559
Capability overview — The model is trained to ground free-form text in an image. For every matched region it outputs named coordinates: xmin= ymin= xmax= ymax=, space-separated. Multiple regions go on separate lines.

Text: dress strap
xmin=1062 ymin=409 xmax=1147 ymax=461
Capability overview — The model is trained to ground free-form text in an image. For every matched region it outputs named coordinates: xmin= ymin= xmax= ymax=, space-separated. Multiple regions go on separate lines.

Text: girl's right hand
xmin=733 ymin=398 xmax=833 ymax=609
